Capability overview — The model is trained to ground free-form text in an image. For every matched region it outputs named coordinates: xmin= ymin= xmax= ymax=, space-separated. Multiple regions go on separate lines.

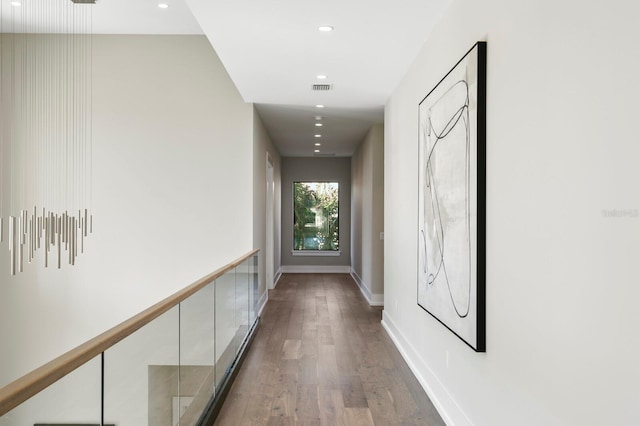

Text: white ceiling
xmin=91 ymin=0 xmax=203 ymax=34
xmin=0 ymin=0 xmax=204 ymax=34
xmin=2 ymin=0 xmax=450 ymax=157
xmin=185 ymin=0 xmax=449 ymax=156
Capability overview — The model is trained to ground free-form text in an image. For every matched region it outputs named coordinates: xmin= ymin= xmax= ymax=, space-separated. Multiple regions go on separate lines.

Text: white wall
xmin=383 ymin=0 xmax=640 ymax=424
xmin=253 ymin=109 xmax=282 ymax=297
xmin=351 ymin=124 xmax=384 ymax=305
xmin=0 ymin=34 xmax=254 ymax=397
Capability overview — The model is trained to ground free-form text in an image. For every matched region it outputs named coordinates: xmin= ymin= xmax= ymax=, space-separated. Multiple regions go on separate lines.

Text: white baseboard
xmin=350 ymin=269 xmax=384 ymax=306
xmin=257 ymin=290 xmax=268 ymax=317
xmin=281 ymin=265 xmax=351 ymax=274
xmin=381 ymin=311 xmax=472 ymax=426
xmin=273 ymin=268 xmax=282 ymax=288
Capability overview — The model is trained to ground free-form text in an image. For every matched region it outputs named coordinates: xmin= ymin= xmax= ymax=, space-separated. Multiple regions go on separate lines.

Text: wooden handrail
xmin=0 ymin=248 xmax=259 ymax=416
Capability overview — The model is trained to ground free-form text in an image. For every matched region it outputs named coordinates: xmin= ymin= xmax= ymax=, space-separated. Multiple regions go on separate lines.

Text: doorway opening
xmin=266 ymin=154 xmax=275 ymax=289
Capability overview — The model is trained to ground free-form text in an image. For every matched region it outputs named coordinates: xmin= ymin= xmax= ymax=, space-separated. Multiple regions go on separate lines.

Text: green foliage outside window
xmin=293 ymin=182 xmax=339 ymax=251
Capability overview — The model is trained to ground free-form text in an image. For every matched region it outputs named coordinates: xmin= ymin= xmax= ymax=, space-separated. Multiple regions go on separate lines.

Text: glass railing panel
xmin=179 ymin=282 xmax=215 ymax=425
xmin=0 ymin=355 xmax=101 ymax=426
xmin=214 ymin=267 xmax=238 ymax=391
xmin=103 ymin=306 xmax=179 ymax=426
xmin=0 ymin=250 xmax=259 ymax=426
xmin=236 ymin=257 xmax=250 ymax=346
xmin=249 ymin=253 xmax=259 ymax=325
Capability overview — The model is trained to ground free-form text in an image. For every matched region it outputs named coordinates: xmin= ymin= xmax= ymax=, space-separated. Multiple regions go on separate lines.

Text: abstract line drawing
xmin=418 ymin=42 xmax=486 ymax=352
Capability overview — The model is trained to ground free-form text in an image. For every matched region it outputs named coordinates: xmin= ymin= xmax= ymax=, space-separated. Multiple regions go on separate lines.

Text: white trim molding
xmin=281 ymin=265 xmax=351 ymax=274
xmin=350 ymin=269 xmax=384 ymax=306
xmin=257 ymin=290 xmax=268 ymax=317
xmin=291 ymin=250 xmax=341 ymax=257
xmin=381 ymin=311 xmax=472 ymax=426
xmin=273 ymin=267 xmax=283 ymax=288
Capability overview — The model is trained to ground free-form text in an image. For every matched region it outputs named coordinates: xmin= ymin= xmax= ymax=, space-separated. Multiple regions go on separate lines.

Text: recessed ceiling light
xmin=314 ymin=134 xmax=322 ymax=138
xmin=314 ymin=149 xmax=320 ymax=153
xmin=315 ymin=116 xmax=323 ymax=120
xmin=315 ymin=123 xmax=323 ymax=127
xmin=318 ymin=26 xmax=334 ymax=32
xmin=315 ymin=143 xmax=321 ymax=146
xmin=317 ymin=75 xmax=327 ymax=80
xmin=10 ymin=1 xmax=21 ymax=6
xmin=158 ymin=3 xmax=169 ymax=8
xmin=316 ymin=105 xmax=324 ymax=108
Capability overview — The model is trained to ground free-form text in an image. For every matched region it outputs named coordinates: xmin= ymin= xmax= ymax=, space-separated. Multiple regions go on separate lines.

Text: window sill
xmin=291 ymin=250 xmax=341 ymax=257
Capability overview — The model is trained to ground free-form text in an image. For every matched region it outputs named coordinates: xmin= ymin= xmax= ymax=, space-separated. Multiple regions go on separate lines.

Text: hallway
xmin=215 ymin=273 xmax=444 ymax=425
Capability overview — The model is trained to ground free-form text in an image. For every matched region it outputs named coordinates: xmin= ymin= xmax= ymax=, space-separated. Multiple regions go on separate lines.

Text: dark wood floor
xmin=215 ymin=273 xmax=444 ymax=425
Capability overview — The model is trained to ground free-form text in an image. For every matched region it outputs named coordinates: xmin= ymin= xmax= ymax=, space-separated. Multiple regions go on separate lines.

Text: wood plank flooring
xmin=215 ymin=273 xmax=444 ymax=425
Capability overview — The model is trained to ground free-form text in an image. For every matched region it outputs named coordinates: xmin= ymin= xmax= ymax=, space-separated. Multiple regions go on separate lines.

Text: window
xmin=293 ymin=182 xmax=339 ymax=252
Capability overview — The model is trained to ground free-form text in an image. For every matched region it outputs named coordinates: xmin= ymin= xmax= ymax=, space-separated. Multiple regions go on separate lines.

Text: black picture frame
xmin=417 ymin=41 xmax=486 ymax=352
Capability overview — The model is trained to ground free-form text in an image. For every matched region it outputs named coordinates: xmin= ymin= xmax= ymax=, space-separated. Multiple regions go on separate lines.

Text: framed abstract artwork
xmin=417 ymin=41 xmax=486 ymax=352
